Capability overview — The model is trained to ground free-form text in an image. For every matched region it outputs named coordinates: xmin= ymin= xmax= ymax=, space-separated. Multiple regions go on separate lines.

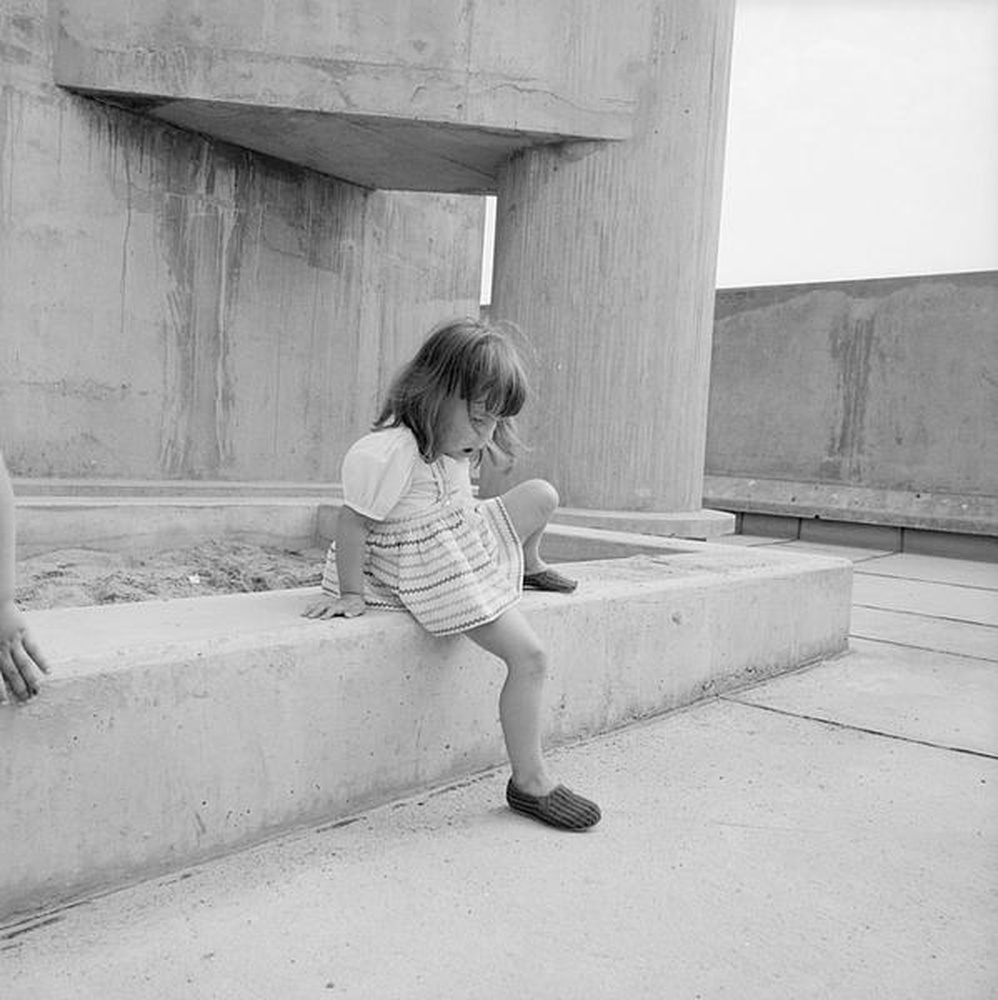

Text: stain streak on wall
xmin=708 ymin=272 xmax=998 ymax=498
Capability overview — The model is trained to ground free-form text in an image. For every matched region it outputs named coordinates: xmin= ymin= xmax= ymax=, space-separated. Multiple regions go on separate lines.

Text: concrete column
xmin=481 ymin=1 xmax=736 ymax=537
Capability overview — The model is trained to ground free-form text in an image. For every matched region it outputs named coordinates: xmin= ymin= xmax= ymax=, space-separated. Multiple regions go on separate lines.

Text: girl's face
xmin=438 ymin=395 xmax=498 ymax=460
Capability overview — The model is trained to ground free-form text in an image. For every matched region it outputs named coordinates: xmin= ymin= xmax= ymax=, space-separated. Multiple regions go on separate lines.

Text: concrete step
xmin=1 ymin=542 xmax=851 ymax=921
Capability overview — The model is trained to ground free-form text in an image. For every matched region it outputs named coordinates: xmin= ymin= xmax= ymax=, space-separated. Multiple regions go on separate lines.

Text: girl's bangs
xmin=463 ymin=340 xmax=527 ymax=417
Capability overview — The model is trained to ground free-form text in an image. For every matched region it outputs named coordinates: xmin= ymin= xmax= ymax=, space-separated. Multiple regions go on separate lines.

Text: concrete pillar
xmin=481 ymin=1 xmax=736 ymax=537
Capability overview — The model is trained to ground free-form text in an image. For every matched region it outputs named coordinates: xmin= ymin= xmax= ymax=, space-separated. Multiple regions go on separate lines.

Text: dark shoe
xmin=506 ymin=779 xmax=601 ymax=830
xmin=522 ymin=567 xmax=578 ymax=593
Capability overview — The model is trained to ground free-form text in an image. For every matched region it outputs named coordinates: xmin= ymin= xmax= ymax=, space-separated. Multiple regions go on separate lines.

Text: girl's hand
xmin=0 ymin=599 xmax=50 ymax=705
xmin=302 ymin=593 xmax=366 ymax=620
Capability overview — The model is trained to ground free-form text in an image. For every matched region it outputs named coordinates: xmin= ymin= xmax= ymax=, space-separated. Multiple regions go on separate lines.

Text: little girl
xmin=303 ymin=318 xmax=600 ymax=831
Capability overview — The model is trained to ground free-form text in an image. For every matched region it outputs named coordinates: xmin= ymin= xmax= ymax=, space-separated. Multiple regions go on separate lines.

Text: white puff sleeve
xmin=341 ymin=428 xmax=419 ymax=520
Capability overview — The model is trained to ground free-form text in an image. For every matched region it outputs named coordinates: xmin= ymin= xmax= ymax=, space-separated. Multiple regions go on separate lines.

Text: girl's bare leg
xmin=466 ymin=607 xmax=556 ymax=797
xmin=499 ymin=478 xmax=559 ymax=574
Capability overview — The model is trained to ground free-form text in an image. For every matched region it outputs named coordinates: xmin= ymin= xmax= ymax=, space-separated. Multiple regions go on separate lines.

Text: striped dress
xmin=321 ymin=426 xmax=523 ymax=636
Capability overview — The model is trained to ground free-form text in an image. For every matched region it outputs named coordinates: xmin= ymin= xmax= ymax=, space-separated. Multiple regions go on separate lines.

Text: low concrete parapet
xmin=15 ymin=496 xmax=325 ymax=557
xmin=706 ymin=272 xmax=998 ymax=540
xmin=1 ymin=539 xmax=851 ymax=921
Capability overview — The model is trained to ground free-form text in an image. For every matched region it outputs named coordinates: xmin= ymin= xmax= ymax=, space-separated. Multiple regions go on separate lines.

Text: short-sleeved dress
xmin=321 ymin=426 xmax=523 ymax=635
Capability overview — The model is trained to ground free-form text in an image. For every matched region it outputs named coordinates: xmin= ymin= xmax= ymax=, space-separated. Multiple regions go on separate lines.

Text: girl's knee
xmin=529 ymin=478 xmax=560 ymax=515
xmin=499 ymin=478 xmax=560 ymax=542
xmin=515 ymin=478 xmax=559 ymax=518
xmin=509 ymin=643 xmax=548 ymax=683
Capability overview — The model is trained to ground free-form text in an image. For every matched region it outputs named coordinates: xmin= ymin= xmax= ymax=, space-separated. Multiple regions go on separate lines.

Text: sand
xmin=16 ymin=541 xmax=328 ymax=610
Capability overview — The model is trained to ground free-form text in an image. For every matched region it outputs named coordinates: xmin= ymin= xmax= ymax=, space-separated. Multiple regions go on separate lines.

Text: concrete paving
xmin=3 ymin=539 xmax=996 ymax=999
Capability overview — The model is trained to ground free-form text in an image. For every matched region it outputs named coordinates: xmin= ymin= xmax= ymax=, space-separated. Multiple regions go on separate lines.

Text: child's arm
xmin=0 ymin=454 xmax=50 ymax=704
xmin=302 ymin=506 xmax=371 ymax=619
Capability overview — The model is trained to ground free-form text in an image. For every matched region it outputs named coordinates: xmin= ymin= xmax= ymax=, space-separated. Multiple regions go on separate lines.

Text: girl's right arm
xmin=302 ymin=506 xmax=371 ymax=619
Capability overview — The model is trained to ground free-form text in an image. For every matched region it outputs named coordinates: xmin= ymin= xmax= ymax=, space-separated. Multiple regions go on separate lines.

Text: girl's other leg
xmin=466 ymin=607 xmax=555 ymax=797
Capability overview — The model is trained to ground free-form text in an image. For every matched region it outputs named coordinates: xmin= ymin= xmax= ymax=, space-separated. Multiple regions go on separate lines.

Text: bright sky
xmin=481 ymin=0 xmax=998 ymax=299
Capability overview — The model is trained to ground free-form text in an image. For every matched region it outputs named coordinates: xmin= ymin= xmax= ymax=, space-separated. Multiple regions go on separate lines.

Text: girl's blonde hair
xmin=375 ymin=318 xmax=528 ymax=464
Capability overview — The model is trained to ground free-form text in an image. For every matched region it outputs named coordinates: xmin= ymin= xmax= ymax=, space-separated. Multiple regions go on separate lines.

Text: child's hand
xmin=0 ymin=599 xmax=50 ymax=705
xmin=302 ymin=593 xmax=366 ymax=620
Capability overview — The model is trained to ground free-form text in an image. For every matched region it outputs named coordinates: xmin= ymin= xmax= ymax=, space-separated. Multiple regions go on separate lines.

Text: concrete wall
xmin=705 ymin=272 xmax=998 ymax=530
xmin=0 ymin=0 xmax=484 ymax=481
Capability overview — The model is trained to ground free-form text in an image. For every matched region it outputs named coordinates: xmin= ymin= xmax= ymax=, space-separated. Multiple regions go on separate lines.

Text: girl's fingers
xmin=0 ymin=644 xmax=30 ymax=702
xmin=10 ymin=639 xmax=41 ymax=696
xmin=305 ymin=598 xmax=366 ymax=619
xmin=303 ymin=601 xmax=346 ymax=619
xmin=20 ymin=630 xmax=50 ymax=675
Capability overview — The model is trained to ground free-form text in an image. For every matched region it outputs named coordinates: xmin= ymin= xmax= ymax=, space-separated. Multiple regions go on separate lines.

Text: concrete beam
xmin=1 ymin=541 xmax=850 ymax=920
xmin=53 ymin=0 xmax=643 ymax=191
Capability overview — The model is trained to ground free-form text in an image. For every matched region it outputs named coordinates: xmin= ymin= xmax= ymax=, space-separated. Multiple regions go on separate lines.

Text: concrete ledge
xmin=13 ymin=478 xmax=339 ymax=499
xmin=316 ymin=497 xmax=736 ymax=559
xmin=552 ymin=505 xmax=735 ymax=540
xmin=15 ymin=498 xmax=324 ymax=557
xmin=1 ymin=541 xmax=851 ymax=921
xmin=704 ymin=475 xmax=998 ymax=537
xmin=732 ymin=513 xmax=998 ymax=563
xmin=17 ymin=495 xmax=714 ymax=560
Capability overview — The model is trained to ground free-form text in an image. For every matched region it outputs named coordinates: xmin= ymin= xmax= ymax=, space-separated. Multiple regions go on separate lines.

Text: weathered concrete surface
xmin=850 ymin=607 xmax=997 ymax=662
xmin=483 ymin=2 xmax=735 ymax=518
xmin=0 ymin=543 xmax=850 ymax=920
xmin=3 ymin=538 xmax=994 ymax=1000
xmin=1 ymin=0 xmax=483 ymax=482
xmin=704 ymin=475 xmax=998 ymax=536
xmin=852 ymin=574 xmax=998 ymax=627
xmin=14 ymin=497 xmax=324 ymax=556
xmin=14 ymin=492 xmax=715 ymax=559
xmin=553 ymin=504 xmax=735 ymax=540
xmin=854 ymin=551 xmax=998 ymax=589
xmin=54 ymin=0 xmax=641 ymax=191
xmin=733 ymin=637 xmax=998 ymax=755
xmin=13 ymin=477 xmax=338 ymax=498
xmin=6 ymin=700 xmax=995 ymax=1000
xmin=706 ymin=271 xmax=998 ymax=533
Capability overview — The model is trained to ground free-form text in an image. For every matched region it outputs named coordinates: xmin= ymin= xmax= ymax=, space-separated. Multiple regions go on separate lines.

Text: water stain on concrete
xmin=154 ymin=139 xmax=246 ymax=477
xmin=826 ymin=300 xmax=877 ymax=481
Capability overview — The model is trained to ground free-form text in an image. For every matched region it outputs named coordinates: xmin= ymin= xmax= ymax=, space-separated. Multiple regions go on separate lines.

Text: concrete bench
xmin=1 ymin=535 xmax=851 ymax=921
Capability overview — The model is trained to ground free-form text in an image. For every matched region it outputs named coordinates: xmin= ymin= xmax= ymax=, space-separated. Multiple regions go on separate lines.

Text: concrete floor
xmin=3 ymin=539 xmax=996 ymax=999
